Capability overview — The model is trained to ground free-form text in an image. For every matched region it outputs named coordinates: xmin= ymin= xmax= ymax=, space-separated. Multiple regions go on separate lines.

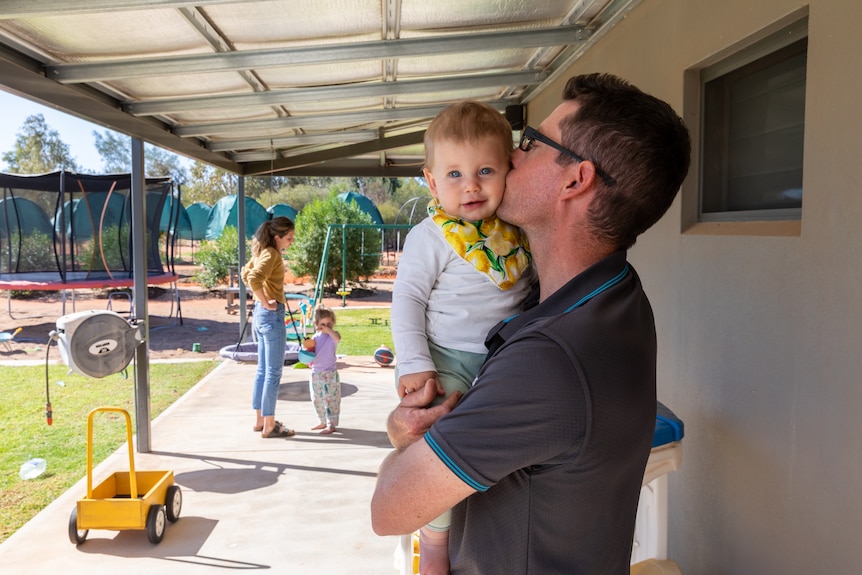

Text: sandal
xmin=253 ymin=420 xmax=283 ymax=432
xmin=262 ymin=422 xmax=295 ymax=438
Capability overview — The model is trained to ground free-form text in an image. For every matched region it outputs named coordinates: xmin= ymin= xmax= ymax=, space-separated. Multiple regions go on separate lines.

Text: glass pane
xmin=702 ymin=38 xmax=806 ymax=216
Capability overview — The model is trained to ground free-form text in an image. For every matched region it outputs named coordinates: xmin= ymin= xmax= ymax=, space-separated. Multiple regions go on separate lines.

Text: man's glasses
xmin=518 ymin=126 xmax=616 ymax=186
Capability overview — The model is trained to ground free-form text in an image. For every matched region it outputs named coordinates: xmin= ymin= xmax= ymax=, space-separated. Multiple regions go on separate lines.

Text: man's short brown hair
xmin=558 ymin=73 xmax=691 ymax=250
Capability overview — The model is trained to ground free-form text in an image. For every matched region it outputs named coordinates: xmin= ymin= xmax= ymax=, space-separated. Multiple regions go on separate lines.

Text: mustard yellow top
xmin=240 ymin=246 xmax=286 ymax=304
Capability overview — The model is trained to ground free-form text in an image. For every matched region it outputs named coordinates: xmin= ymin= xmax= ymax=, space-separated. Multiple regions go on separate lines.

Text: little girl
xmin=303 ymin=306 xmax=341 ymax=434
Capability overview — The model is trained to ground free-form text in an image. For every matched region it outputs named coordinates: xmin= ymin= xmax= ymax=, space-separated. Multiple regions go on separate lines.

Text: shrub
xmin=194 ymin=226 xmax=249 ymax=289
xmin=288 ymin=194 xmax=381 ymax=289
xmin=1 ymin=230 xmax=56 ymax=273
xmin=76 ymin=225 xmax=129 ymax=272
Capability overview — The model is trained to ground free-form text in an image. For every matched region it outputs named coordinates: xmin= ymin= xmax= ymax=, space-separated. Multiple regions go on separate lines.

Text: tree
xmin=1 ymin=114 xmax=80 ymax=174
xmin=288 ymin=194 xmax=382 ymax=290
xmin=93 ymin=130 xmax=188 ymax=183
xmin=182 ymin=161 xmax=238 ymax=205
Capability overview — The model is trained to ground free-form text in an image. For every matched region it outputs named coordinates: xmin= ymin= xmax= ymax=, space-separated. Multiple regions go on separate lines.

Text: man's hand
xmin=387 ymin=378 xmax=462 ymax=450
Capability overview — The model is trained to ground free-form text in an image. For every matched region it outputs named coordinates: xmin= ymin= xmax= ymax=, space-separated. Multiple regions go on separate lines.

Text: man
xmin=372 ymin=73 xmax=691 ymax=574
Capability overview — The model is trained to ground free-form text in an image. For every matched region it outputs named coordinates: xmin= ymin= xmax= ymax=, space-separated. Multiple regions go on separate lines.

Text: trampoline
xmin=218 ymin=341 xmax=302 ymax=365
xmin=0 ymin=170 xmax=183 ymax=321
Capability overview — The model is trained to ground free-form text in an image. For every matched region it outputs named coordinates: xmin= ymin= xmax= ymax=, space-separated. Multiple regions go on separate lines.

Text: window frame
xmin=683 ymin=15 xmax=808 ymax=235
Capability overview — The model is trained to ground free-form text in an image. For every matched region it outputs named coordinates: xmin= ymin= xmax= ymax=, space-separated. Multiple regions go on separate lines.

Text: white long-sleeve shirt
xmin=391 ymin=217 xmax=534 ymax=377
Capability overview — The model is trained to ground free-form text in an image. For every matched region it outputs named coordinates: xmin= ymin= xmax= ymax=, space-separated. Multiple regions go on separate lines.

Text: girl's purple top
xmin=311 ymin=332 xmax=337 ymax=372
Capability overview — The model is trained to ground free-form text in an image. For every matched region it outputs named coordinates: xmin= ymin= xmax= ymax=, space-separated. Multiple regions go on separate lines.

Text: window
xmin=699 ymin=23 xmax=807 ymax=223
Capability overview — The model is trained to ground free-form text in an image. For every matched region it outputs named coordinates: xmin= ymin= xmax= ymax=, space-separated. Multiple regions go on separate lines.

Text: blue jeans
xmin=251 ymin=302 xmax=285 ymax=417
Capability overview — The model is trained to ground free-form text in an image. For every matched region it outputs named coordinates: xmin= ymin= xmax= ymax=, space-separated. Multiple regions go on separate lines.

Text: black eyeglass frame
xmin=519 ymin=126 xmax=616 ymax=186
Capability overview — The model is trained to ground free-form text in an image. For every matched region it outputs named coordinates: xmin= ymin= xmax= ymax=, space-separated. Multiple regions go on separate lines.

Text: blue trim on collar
xmin=563 ymin=263 xmax=630 ymax=313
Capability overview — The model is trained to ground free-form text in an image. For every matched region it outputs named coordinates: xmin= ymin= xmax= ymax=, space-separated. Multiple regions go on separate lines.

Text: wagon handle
xmin=86 ymin=407 xmax=137 ymax=500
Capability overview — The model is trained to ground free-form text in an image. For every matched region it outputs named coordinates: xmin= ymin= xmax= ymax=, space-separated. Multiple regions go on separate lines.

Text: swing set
xmin=310 ymin=223 xmax=413 ymax=308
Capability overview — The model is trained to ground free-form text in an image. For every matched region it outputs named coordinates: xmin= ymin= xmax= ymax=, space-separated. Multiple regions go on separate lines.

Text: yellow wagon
xmin=68 ymin=407 xmax=182 ymax=545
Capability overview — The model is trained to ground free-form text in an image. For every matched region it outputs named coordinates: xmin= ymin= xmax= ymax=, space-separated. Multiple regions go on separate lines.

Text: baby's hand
xmin=397 ymin=371 xmax=442 ymax=399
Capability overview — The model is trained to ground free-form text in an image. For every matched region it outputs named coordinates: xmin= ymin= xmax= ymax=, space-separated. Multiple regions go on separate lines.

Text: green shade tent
xmin=0 ymin=196 xmax=53 ymax=238
xmin=204 ymin=195 xmax=269 ymax=240
xmin=54 ymin=192 xmax=127 ymax=239
xmin=159 ymin=194 xmax=193 ymax=239
xmin=267 ymin=203 xmax=298 ymax=222
xmin=337 ymin=191 xmax=383 ymax=225
xmin=185 ymin=202 xmax=211 ymax=241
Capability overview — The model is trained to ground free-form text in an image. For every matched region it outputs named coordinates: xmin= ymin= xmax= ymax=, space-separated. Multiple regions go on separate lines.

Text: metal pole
xmin=130 ymin=137 xmax=151 ymax=453
xmin=237 ymin=177 xmax=248 ymax=337
xmin=341 ymin=224 xmax=347 ymax=306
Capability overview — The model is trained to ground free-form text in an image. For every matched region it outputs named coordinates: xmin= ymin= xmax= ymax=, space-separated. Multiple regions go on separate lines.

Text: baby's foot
xmin=311 ymin=423 xmax=326 ymax=430
xmin=419 ymin=527 xmax=450 ymax=575
xmin=320 ymin=425 xmax=336 ymax=434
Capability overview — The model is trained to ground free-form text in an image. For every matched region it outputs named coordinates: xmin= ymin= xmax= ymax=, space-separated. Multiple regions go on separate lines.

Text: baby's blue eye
xmin=479 ymin=167 xmax=493 ymax=175
xmin=447 ymin=170 xmax=462 ymax=178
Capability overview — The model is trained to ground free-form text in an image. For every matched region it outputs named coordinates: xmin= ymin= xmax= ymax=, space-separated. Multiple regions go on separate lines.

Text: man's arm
xmin=371 ymin=380 xmax=472 ymax=535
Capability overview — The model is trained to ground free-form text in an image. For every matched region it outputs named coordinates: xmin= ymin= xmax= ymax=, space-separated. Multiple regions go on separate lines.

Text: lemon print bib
xmin=428 ymin=201 xmax=531 ymax=290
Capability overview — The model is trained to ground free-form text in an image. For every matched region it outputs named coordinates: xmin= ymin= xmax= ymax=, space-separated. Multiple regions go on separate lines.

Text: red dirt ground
xmin=0 ymin=272 xmax=393 ymax=364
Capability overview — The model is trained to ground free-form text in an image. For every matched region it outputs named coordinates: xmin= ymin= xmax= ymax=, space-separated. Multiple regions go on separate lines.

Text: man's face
xmin=498 ymin=101 xmax=581 ymax=230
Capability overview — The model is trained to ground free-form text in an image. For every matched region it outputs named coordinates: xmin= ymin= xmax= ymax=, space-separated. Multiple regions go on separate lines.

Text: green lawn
xmin=0 ymin=307 xmax=393 ymax=543
xmin=0 ymin=361 xmax=217 ymax=543
xmin=327 ymin=307 xmax=393 ymax=355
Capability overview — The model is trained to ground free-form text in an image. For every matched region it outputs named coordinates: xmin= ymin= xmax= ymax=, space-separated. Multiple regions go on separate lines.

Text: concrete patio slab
xmin=0 ymin=357 xmax=403 ymax=574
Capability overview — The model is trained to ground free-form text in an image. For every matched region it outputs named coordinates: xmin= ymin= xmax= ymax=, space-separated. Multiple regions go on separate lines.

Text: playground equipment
xmin=0 ymin=326 xmax=21 ymax=351
xmin=218 ymin=294 xmax=310 ymax=364
xmin=0 ymin=171 xmax=182 ymax=320
xmin=68 ymin=407 xmax=181 ymax=545
xmin=311 ymin=223 xmax=412 ymax=308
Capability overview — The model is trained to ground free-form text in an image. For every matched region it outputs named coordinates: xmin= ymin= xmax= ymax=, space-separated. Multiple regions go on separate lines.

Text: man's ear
xmin=560 ymin=161 xmax=597 ymax=199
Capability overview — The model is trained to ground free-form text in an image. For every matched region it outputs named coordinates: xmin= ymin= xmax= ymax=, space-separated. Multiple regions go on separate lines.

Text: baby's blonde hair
xmin=423 ymin=100 xmax=513 ymax=170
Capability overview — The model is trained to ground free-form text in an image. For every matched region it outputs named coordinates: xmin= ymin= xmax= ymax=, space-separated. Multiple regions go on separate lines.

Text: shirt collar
xmin=484 ymin=251 xmax=630 ymax=355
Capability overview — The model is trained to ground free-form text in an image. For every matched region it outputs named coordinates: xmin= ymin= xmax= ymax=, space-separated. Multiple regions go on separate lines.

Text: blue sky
xmin=0 ymin=90 xmax=111 ymax=172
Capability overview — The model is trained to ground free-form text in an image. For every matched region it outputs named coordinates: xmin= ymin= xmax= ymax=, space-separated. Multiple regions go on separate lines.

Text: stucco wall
xmin=527 ymin=1 xmax=862 ymax=573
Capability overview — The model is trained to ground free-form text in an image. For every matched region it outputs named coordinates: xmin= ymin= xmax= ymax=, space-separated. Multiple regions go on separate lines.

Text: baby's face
xmin=424 ymin=136 xmax=510 ymax=221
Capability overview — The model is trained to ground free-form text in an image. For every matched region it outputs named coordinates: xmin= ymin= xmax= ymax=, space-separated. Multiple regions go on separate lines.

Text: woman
xmin=241 ymin=216 xmax=296 ymax=438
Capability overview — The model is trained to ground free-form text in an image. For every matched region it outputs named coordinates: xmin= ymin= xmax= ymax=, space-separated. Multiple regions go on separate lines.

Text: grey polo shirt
xmin=427 ymin=252 xmax=657 ymax=574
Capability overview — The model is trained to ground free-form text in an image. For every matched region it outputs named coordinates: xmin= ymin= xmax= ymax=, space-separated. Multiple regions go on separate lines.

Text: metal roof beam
xmin=272 ymin=162 xmax=423 ymax=178
xmin=126 ymin=70 xmax=545 ymax=116
xmin=207 ymin=130 xmax=379 ymax=153
xmin=243 ymin=130 xmax=426 ymax=176
xmin=0 ymin=0 xmax=251 ymax=19
xmin=45 ymin=26 xmax=588 ymax=83
xmin=174 ymin=100 xmax=510 ymax=138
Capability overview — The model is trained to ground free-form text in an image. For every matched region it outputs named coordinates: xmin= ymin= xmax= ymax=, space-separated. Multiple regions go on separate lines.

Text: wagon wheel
xmin=146 ymin=504 xmax=166 ymax=544
xmin=165 ymin=485 xmax=182 ymax=523
xmin=68 ymin=506 xmax=88 ymax=545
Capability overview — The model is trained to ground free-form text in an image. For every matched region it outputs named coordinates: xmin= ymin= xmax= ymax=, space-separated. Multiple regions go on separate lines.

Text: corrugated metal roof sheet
xmin=0 ymin=0 xmax=639 ymax=176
